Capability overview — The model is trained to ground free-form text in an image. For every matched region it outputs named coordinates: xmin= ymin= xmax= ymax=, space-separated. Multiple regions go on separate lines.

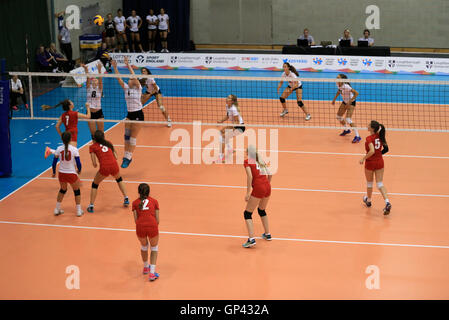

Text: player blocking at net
xmin=331 ymin=74 xmax=361 ymax=143
xmin=139 ymin=67 xmax=172 ymax=127
xmin=87 ymin=130 xmax=129 ymax=213
xmin=111 ymin=57 xmax=144 ymax=168
xmin=81 ymin=62 xmax=105 ymax=139
xmin=278 ymin=62 xmax=311 ymax=121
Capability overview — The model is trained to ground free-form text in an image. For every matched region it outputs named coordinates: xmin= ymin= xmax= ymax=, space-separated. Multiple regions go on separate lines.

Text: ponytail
xmin=61 ymin=99 xmax=71 ymax=111
xmin=138 ymin=183 xmax=150 ymax=210
xmin=61 ymin=131 xmax=71 ymax=159
xmin=228 ymin=94 xmax=240 ymax=113
xmin=93 ymin=130 xmax=114 ymax=152
xmin=248 ymin=145 xmax=269 ymax=175
xmin=370 ymin=120 xmax=387 ymax=146
xmin=283 ymin=62 xmax=299 ymax=76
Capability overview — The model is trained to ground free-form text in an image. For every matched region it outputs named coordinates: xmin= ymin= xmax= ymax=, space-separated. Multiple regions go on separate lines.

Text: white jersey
xmin=55 ymin=144 xmax=80 ymax=174
xmin=338 ymin=83 xmax=354 ymax=103
xmin=282 ymin=71 xmax=302 ymax=88
xmin=127 ymin=16 xmax=141 ymax=32
xmin=86 ymin=84 xmax=102 ymax=109
xmin=157 ymin=14 xmax=169 ymax=30
xmin=123 ymin=82 xmax=142 ymax=112
xmin=11 ymin=79 xmax=22 ymax=91
xmin=145 ymin=78 xmax=160 ymax=94
xmin=146 ymin=15 xmax=158 ymax=30
xmin=114 ymin=16 xmax=126 ymax=32
xmin=226 ymin=104 xmax=244 ymax=124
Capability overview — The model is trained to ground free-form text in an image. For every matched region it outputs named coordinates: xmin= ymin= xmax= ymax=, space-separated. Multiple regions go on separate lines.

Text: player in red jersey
xmin=45 ymin=99 xmax=91 ymax=158
xmin=87 ymin=130 xmax=129 ymax=213
xmin=132 ymin=183 xmax=160 ymax=281
xmin=359 ymin=120 xmax=392 ymax=215
xmin=242 ymin=145 xmax=272 ymax=248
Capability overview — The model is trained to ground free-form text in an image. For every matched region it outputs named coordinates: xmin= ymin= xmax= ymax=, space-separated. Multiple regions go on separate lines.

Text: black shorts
xmin=144 ymin=89 xmax=162 ymax=98
xmin=131 ymin=30 xmax=140 ymax=34
xmin=287 ymin=85 xmax=303 ymax=91
xmin=106 ymin=30 xmax=115 ymax=38
xmin=343 ymin=100 xmax=356 ymax=106
xmin=127 ymin=109 xmax=144 ymax=121
xmin=234 ymin=125 xmax=246 ymax=133
xmin=90 ymin=109 xmax=104 ymax=119
xmin=159 ymin=29 xmax=168 ymax=32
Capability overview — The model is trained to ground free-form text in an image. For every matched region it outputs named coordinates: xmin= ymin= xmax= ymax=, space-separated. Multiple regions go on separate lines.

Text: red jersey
xmin=61 ymin=110 xmax=78 ymax=134
xmin=132 ymin=196 xmax=159 ymax=226
xmin=365 ymin=133 xmax=383 ymax=162
xmin=244 ymin=159 xmax=270 ymax=186
xmin=89 ymin=142 xmax=117 ymax=167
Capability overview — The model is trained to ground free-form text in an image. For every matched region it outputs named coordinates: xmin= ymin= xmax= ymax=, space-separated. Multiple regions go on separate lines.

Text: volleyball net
xmin=9 ymin=71 xmax=449 ymax=132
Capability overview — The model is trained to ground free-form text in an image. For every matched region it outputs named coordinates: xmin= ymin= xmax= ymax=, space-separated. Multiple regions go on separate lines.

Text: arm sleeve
xmin=75 ymin=156 xmax=82 ymax=172
xmin=52 ymin=157 xmax=59 ymax=174
xmin=381 ymin=144 xmax=389 ymax=155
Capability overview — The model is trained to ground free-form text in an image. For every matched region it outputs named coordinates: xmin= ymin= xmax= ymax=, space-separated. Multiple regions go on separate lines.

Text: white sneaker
xmin=305 ymin=114 xmax=311 ymax=121
xmin=54 ymin=208 xmax=64 ymax=216
xmin=165 ymin=49 xmax=169 ymax=52
xmin=280 ymin=109 xmax=289 ymax=117
xmin=167 ymin=121 xmax=172 ymax=128
xmin=76 ymin=209 xmax=84 ymax=217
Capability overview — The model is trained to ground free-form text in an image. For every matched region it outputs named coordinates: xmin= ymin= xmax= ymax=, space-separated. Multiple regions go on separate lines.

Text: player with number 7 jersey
xmin=87 ymin=130 xmax=129 ymax=213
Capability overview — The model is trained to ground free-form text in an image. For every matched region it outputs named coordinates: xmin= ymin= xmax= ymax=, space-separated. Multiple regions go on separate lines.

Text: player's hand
xmin=245 ymin=193 xmax=251 ymax=202
xmin=97 ymin=62 xmax=103 ymax=73
xmin=331 ymin=100 xmax=335 ymax=105
xmin=359 ymin=158 xmax=365 ymax=165
xmin=93 ymin=163 xmax=97 ymax=168
xmin=52 ymin=173 xmax=56 ymax=178
xmin=111 ymin=60 xmax=117 ymax=68
xmin=124 ymin=56 xmax=129 ymax=65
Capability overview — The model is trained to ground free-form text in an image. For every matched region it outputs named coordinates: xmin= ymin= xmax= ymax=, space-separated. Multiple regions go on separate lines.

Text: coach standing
xmin=58 ymin=21 xmax=73 ymax=64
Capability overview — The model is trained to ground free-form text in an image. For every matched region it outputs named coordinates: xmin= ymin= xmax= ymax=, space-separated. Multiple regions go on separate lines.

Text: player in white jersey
xmin=146 ymin=9 xmax=158 ymax=52
xmin=114 ymin=9 xmax=129 ymax=52
xmin=112 ymin=57 xmax=143 ymax=168
xmin=82 ymin=62 xmax=104 ymax=138
xmin=126 ymin=10 xmax=144 ymax=53
xmin=157 ymin=8 xmax=170 ymax=52
xmin=277 ymin=62 xmax=311 ymax=121
xmin=331 ymin=74 xmax=360 ymax=143
xmin=51 ymin=131 xmax=83 ymax=216
xmin=140 ymin=67 xmax=172 ymax=127
xmin=217 ymin=95 xmax=246 ymax=163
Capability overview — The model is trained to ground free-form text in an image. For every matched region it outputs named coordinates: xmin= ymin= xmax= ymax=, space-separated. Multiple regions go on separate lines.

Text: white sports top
xmin=146 ymin=15 xmax=158 ymax=30
xmin=86 ymin=84 xmax=102 ymax=109
xmin=123 ymin=82 xmax=142 ymax=112
xmin=281 ymin=71 xmax=302 ymax=88
xmin=338 ymin=83 xmax=354 ymax=103
xmin=55 ymin=144 xmax=80 ymax=174
xmin=114 ymin=16 xmax=126 ymax=32
xmin=127 ymin=16 xmax=141 ymax=32
xmin=145 ymin=78 xmax=160 ymax=95
xmin=157 ymin=14 xmax=169 ymax=30
xmin=226 ymin=104 xmax=244 ymax=124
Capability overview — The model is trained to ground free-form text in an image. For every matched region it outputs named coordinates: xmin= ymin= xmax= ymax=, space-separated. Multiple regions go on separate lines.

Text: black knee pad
xmin=115 ymin=177 xmax=123 ymax=183
xmin=244 ymin=210 xmax=253 ymax=220
xmin=91 ymin=182 xmax=99 ymax=189
xmin=257 ymin=208 xmax=267 ymax=217
xmin=279 ymin=97 xmax=286 ymax=103
xmin=59 ymin=188 xmax=67 ymax=194
xmin=297 ymin=100 xmax=304 ymax=107
xmin=74 ymin=189 xmax=81 ymax=196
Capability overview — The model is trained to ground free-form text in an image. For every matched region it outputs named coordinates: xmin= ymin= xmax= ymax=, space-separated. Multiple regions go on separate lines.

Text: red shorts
xmin=251 ymin=182 xmax=271 ymax=199
xmin=99 ymin=163 xmax=119 ymax=177
xmin=136 ymin=224 xmax=159 ymax=239
xmin=365 ymin=158 xmax=384 ymax=171
xmin=68 ymin=130 xmax=77 ymax=142
xmin=58 ymin=172 xmax=79 ymax=184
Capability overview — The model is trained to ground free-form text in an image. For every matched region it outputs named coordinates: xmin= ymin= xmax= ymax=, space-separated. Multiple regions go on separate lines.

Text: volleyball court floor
xmin=1 ymin=70 xmax=449 ymax=299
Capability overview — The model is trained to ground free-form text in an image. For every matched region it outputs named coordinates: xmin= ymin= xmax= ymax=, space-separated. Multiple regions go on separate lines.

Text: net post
xmin=28 ymin=74 xmax=34 ymax=118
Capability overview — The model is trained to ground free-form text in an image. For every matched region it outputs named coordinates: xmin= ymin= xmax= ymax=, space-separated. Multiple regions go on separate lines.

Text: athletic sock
xmin=56 ymin=202 xmax=61 ymax=210
xmin=124 ymin=151 xmax=132 ymax=160
xmin=353 ymin=128 xmax=360 ymax=137
xmin=76 ymin=204 xmax=81 ymax=211
xmin=385 ymin=198 xmax=390 ymax=204
xmin=144 ymin=262 xmax=149 ymax=268
xmin=150 ymin=264 xmax=156 ymax=273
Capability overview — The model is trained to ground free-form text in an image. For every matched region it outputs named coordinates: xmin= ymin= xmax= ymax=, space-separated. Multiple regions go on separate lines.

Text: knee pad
xmin=377 ymin=182 xmax=384 ymax=189
xmin=116 ymin=177 xmax=123 ymax=183
xmin=59 ymin=188 xmax=67 ymax=194
xmin=257 ymin=208 xmax=267 ymax=217
xmin=244 ymin=210 xmax=253 ymax=220
xmin=150 ymin=245 xmax=158 ymax=252
xmin=336 ymin=115 xmax=343 ymax=121
xmin=91 ymin=182 xmax=99 ymax=189
xmin=367 ymin=182 xmax=373 ymax=188
xmin=74 ymin=189 xmax=81 ymax=196
xmin=141 ymin=245 xmax=148 ymax=251
xmin=297 ymin=100 xmax=304 ymax=107
xmin=159 ymin=105 xmax=165 ymax=112
xmin=346 ymin=118 xmax=353 ymax=125
xmin=129 ymin=137 xmax=136 ymax=146
xmin=279 ymin=97 xmax=286 ymax=103
xmin=124 ymin=128 xmax=131 ymax=142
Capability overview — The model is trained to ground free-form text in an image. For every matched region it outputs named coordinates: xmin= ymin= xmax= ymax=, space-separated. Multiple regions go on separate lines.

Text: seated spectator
xmin=10 ymin=75 xmax=28 ymax=111
xmin=36 ymin=45 xmax=58 ymax=72
xmin=358 ymin=29 xmax=374 ymax=46
xmin=339 ymin=29 xmax=354 ymax=46
xmin=298 ymin=28 xmax=315 ymax=46
xmin=49 ymin=43 xmax=73 ymax=72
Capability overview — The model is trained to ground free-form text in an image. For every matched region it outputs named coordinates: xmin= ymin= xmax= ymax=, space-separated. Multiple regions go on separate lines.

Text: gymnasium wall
xmin=191 ymin=0 xmax=449 ymax=48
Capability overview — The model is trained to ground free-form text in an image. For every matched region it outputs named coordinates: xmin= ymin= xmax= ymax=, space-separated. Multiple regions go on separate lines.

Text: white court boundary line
xmin=35 ymin=177 xmax=449 ymax=198
xmin=114 ymin=144 xmax=449 ymax=160
xmin=0 ymin=220 xmax=448 ymax=249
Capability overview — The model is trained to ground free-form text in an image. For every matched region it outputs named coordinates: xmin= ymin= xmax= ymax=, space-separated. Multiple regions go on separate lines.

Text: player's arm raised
xmin=111 ymin=60 xmax=125 ymax=89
